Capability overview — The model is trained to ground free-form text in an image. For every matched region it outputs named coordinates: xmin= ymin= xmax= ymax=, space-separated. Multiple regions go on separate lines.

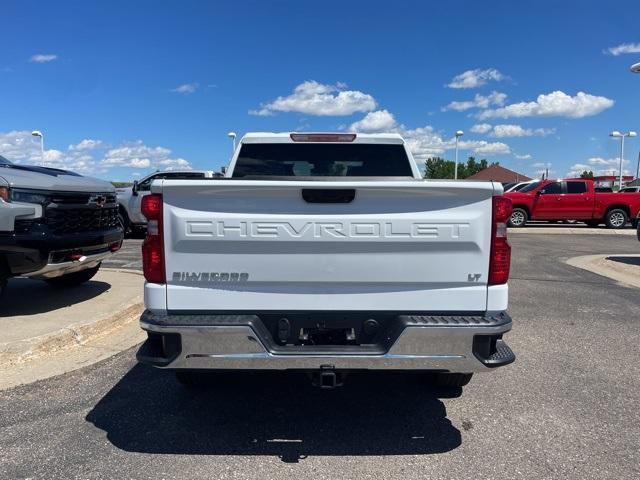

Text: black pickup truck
xmin=0 ymin=155 xmax=123 ymax=296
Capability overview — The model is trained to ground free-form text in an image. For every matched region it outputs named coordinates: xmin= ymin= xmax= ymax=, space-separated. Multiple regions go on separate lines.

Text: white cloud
xmin=69 ymin=139 xmax=104 ymax=151
xmin=442 ymin=91 xmax=507 ymax=111
xmin=566 ymin=157 xmax=631 ymax=177
xmin=446 ymin=68 xmax=506 ymax=89
xmin=172 ymin=83 xmax=199 ymax=94
xmin=102 ymin=141 xmax=191 ymax=170
xmin=604 ymin=42 xmax=640 ymax=56
xmin=400 ymin=126 xmax=511 ymax=160
xmin=470 ymin=123 xmax=493 ymax=134
xmin=477 ymin=91 xmax=614 ymax=120
xmin=349 ymin=110 xmax=397 ymax=132
xmin=29 ymin=54 xmax=58 ymax=63
xmin=250 ymin=80 xmax=377 ymax=116
xmin=472 ymin=141 xmax=511 ymax=155
xmin=158 ymin=158 xmax=191 ymax=170
xmin=490 ymin=124 xmax=555 ymax=138
xmin=0 ymin=130 xmax=191 ymax=175
xmin=515 ymin=154 xmax=532 ymax=160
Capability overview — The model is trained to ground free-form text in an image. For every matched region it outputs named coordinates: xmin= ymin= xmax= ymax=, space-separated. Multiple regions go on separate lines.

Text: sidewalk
xmin=566 ymin=254 xmax=640 ymax=289
xmin=510 ymin=226 xmax=636 ymax=235
xmin=0 ymin=268 xmax=145 ymax=389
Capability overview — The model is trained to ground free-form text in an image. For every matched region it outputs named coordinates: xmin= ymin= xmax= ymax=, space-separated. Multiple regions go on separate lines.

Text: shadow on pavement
xmin=86 ymin=364 xmax=461 ymax=462
xmin=0 ymin=278 xmax=110 ymax=317
xmin=606 ymin=256 xmax=640 ymax=267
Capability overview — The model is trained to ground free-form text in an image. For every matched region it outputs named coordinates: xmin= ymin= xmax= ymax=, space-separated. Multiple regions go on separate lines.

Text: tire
xmin=508 ymin=208 xmax=528 ymax=227
xmin=585 ymin=220 xmax=600 ymax=227
xmin=0 ymin=257 xmax=8 ymax=299
xmin=118 ymin=210 xmax=131 ymax=237
xmin=433 ymin=373 xmax=473 ymax=388
xmin=0 ymin=273 xmax=7 ymax=299
xmin=604 ymin=209 xmax=628 ymax=229
xmin=45 ymin=263 xmax=101 ymax=287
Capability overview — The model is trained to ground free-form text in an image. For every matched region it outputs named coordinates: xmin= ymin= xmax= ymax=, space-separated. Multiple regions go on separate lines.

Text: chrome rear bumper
xmin=137 ymin=311 xmax=514 ymax=373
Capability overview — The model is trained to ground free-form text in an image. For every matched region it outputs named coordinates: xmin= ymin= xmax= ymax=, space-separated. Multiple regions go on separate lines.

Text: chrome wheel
xmin=609 ymin=212 xmax=626 ymax=228
xmin=510 ymin=210 xmax=526 ymax=227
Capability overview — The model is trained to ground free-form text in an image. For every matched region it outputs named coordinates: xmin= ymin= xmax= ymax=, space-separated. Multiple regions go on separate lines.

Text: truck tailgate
xmin=160 ymin=180 xmax=496 ymax=312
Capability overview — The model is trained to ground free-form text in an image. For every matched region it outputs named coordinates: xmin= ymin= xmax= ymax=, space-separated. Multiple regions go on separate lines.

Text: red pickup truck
xmin=505 ymin=178 xmax=640 ymax=228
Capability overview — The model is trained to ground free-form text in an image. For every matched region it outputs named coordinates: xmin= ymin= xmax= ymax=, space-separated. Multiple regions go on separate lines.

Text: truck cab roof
xmin=240 ymin=132 xmax=405 ymax=144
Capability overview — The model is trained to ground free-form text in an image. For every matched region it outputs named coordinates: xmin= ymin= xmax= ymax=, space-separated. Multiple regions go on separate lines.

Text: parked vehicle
xmin=505 ymin=178 xmax=640 ymax=228
xmin=619 ymin=186 xmax=640 ymax=193
xmin=135 ymin=132 xmax=516 ymax=390
xmin=117 ymin=170 xmax=219 ymax=235
xmin=0 ymin=155 xmax=123 ymax=296
xmin=504 ymin=180 xmax=536 ymax=193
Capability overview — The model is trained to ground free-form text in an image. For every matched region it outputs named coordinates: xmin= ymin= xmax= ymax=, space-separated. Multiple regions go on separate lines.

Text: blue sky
xmin=1 ymin=0 xmax=639 ymax=181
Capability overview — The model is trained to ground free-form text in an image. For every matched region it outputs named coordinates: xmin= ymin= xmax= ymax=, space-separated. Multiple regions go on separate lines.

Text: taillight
xmin=141 ymin=194 xmax=165 ymax=284
xmin=489 ymin=196 xmax=512 ymax=285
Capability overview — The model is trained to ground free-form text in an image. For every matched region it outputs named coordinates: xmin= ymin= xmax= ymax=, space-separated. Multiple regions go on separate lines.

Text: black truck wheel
xmin=45 ymin=263 xmax=101 ymax=287
xmin=0 ymin=258 xmax=9 ymax=298
xmin=118 ymin=210 xmax=132 ymax=237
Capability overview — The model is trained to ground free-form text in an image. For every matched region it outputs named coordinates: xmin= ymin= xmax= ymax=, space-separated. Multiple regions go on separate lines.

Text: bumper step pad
xmin=480 ymin=339 xmax=515 ymax=368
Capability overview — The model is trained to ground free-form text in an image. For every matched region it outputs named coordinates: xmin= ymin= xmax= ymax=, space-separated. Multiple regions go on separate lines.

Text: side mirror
xmin=537 ymin=189 xmax=544 ymax=195
xmin=132 ymin=180 xmax=139 ymax=196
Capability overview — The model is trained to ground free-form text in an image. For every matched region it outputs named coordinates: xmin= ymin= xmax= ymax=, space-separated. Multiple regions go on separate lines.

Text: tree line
xmin=423 ymin=156 xmax=499 ymax=179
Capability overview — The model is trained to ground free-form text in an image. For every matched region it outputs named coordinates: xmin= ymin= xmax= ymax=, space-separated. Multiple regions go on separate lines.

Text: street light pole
xmin=227 ymin=132 xmax=237 ymax=154
xmin=610 ymin=131 xmax=637 ymax=189
xmin=31 ymin=131 xmax=44 ymax=166
xmin=619 ymin=134 xmax=625 ymax=189
xmin=454 ymin=130 xmax=464 ymax=180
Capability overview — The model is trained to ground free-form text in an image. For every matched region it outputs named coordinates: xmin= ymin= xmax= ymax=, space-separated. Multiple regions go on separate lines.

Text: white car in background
xmin=117 ymin=170 xmax=220 ymax=235
xmin=504 ymin=180 xmax=536 ymax=193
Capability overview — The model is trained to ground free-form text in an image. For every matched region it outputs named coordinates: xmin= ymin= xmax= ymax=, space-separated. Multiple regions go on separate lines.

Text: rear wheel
xmin=508 ymin=208 xmax=528 ymax=227
xmin=604 ymin=209 xmax=628 ymax=229
xmin=45 ymin=263 xmax=101 ymax=287
xmin=433 ymin=372 xmax=473 ymax=388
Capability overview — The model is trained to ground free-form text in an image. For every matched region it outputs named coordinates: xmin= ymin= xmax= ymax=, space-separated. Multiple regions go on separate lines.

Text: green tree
xmin=580 ymin=170 xmax=594 ymax=179
xmin=424 ymin=156 xmax=497 ymax=179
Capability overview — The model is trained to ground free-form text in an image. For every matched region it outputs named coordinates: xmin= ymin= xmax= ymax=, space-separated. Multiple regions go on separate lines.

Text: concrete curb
xmin=510 ymin=228 xmax=635 ymax=235
xmin=566 ymin=254 xmax=640 ymax=289
xmin=0 ymin=268 xmax=143 ymax=368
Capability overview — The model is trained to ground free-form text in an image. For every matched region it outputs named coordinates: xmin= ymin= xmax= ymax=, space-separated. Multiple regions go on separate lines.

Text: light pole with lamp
xmin=31 ymin=130 xmax=44 ymax=166
xmin=609 ymin=131 xmax=637 ymax=189
xmin=454 ymin=130 xmax=464 ymax=180
xmin=227 ymin=132 xmax=237 ymax=154
xmin=632 ymin=63 xmax=640 ymax=181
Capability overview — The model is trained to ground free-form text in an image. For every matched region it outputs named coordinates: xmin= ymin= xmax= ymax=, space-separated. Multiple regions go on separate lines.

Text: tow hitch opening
xmin=311 ymin=366 xmax=345 ymax=389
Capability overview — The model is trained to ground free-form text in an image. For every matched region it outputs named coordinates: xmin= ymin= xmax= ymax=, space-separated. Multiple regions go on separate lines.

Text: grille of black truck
xmin=48 ymin=192 xmax=117 ymax=205
xmin=45 ymin=205 xmax=119 ymax=234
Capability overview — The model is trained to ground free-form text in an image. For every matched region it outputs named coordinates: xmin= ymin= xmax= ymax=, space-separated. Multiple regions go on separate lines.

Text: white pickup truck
xmin=136 ymin=132 xmax=515 ymax=390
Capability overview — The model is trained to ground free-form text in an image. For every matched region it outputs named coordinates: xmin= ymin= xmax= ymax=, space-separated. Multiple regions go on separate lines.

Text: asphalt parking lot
xmin=2 ymin=234 xmax=639 ymax=479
